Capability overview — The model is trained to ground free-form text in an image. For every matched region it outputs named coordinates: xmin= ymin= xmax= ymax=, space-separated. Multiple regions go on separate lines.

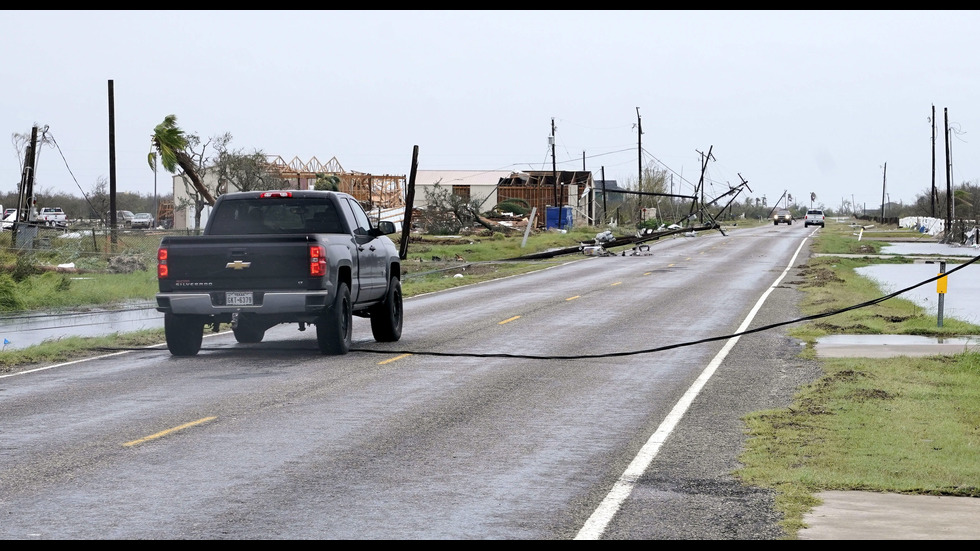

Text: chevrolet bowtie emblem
xmin=225 ymin=260 xmax=251 ymax=270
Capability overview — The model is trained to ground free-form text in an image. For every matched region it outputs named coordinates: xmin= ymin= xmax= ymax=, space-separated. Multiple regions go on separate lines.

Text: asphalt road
xmin=0 ymin=223 xmax=822 ymax=539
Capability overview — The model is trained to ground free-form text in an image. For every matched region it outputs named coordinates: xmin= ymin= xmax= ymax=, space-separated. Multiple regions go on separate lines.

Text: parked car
xmin=107 ymin=210 xmax=135 ymax=228
xmin=772 ymin=209 xmax=793 ymax=225
xmin=804 ymin=208 xmax=826 ymax=228
xmin=2 ymin=207 xmax=35 ymax=229
xmin=131 ymin=212 xmax=154 ymax=229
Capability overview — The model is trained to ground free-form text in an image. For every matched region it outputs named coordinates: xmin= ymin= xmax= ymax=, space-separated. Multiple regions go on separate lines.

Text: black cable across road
xmin=88 ymin=252 xmax=980 ymax=359
xmin=347 ymin=252 xmax=980 ymax=360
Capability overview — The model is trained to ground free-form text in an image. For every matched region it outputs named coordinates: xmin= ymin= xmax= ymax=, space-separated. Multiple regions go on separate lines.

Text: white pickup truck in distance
xmin=804 ymin=209 xmax=825 ymax=228
xmin=38 ymin=207 xmax=68 ymax=227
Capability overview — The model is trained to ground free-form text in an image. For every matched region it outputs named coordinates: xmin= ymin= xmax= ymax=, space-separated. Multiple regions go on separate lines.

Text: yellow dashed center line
xmin=566 ymin=295 xmax=580 ymax=301
xmin=379 ymin=353 xmax=412 ymax=365
xmin=499 ymin=315 xmax=521 ymax=325
xmin=123 ymin=416 xmax=217 ymax=447
xmin=610 ymin=281 xmax=622 ymax=286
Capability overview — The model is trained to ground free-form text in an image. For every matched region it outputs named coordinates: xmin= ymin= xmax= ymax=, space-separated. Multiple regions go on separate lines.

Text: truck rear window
xmin=207 ymin=198 xmax=346 ymax=235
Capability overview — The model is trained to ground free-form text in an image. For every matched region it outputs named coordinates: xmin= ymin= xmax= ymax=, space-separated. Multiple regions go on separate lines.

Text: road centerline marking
xmin=123 ymin=416 xmax=217 ymax=447
xmin=379 ymin=353 xmax=412 ymax=365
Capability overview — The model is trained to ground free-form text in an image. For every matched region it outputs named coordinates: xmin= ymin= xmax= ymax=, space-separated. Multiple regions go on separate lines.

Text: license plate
xmin=226 ymin=291 xmax=253 ymax=306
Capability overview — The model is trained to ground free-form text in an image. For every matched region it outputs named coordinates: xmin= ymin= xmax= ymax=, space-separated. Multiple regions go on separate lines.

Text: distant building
xmin=171 ymin=157 xmax=608 ymax=230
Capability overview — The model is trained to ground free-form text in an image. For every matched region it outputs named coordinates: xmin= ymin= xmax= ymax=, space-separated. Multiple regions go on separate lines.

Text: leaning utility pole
xmin=879 ymin=162 xmax=887 ymax=222
xmin=13 ymin=125 xmax=39 ymax=244
xmin=398 ymin=145 xmax=419 ymax=260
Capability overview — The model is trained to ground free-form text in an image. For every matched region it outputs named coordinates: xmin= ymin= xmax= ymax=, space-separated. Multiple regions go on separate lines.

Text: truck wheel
xmin=370 ymin=276 xmax=403 ymax=343
xmin=232 ymin=320 xmax=266 ymax=343
xmin=165 ymin=313 xmax=204 ymax=356
xmin=317 ymin=282 xmax=352 ymax=355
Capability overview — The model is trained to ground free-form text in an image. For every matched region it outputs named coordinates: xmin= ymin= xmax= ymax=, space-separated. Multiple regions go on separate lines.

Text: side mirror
xmin=377 ymin=220 xmax=396 ymax=235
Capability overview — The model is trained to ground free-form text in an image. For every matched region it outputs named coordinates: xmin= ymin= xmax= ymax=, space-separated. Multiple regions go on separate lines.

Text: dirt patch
xmin=797 ymin=264 xmax=845 ymax=287
xmin=850 ymin=388 xmax=894 ymax=401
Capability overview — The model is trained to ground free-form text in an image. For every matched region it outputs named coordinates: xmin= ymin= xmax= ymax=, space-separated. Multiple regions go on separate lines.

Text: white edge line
xmin=0 ymin=330 xmax=231 ymax=379
xmin=574 ymin=235 xmax=809 ymax=540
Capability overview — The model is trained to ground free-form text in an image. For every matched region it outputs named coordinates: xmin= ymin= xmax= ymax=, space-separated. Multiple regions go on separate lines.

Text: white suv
xmin=804 ymin=209 xmax=825 ymax=228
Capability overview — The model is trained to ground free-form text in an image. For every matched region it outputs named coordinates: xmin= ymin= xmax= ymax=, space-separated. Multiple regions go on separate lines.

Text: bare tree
xmin=212 ymin=140 xmax=284 ymax=193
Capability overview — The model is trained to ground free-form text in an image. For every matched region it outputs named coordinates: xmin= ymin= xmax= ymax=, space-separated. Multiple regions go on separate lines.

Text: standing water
xmin=0 ymin=300 xmax=163 ymax=351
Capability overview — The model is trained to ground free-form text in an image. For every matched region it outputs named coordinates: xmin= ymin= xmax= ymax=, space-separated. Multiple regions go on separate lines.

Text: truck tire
xmin=165 ymin=313 xmax=204 ymax=356
xmin=232 ymin=320 xmax=266 ymax=343
xmin=370 ymin=276 xmax=403 ymax=343
xmin=317 ymin=282 xmax=352 ymax=355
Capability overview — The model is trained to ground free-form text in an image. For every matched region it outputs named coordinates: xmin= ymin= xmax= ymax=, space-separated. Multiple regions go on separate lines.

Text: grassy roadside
xmin=734 ymin=220 xmax=980 ymax=539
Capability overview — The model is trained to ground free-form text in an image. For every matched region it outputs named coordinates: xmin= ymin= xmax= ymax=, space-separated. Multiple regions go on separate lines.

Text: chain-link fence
xmin=0 ymin=223 xmax=202 ymax=273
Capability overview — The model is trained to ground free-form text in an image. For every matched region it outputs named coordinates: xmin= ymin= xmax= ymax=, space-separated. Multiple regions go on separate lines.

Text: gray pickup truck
xmin=155 ymin=190 xmax=402 ymax=356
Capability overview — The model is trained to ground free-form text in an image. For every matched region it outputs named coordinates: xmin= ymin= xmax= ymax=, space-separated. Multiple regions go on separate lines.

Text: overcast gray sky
xmin=3 ymin=10 xmax=978 ymax=213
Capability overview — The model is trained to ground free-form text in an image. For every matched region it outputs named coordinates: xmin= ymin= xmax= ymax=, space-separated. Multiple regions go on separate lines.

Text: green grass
xmin=734 ymin=218 xmax=980 ymax=538
xmin=0 ymin=329 xmax=167 ymax=372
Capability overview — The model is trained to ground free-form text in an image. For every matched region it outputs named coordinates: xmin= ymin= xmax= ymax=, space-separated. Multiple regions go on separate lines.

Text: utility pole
xmin=551 ymin=117 xmax=560 ymax=229
xmin=879 ymin=162 xmax=886 ymax=222
xmin=108 ymin=79 xmax=118 ymax=249
xmin=636 ymin=107 xmax=642 ymax=190
xmin=945 ymin=107 xmax=952 ymax=241
xmin=693 ymin=146 xmax=713 ymax=223
xmin=931 ymin=104 xmax=936 ymax=218
xmin=13 ymin=125 xmax=39 ymax=244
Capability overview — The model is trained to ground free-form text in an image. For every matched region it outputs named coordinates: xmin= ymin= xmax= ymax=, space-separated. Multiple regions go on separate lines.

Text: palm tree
xmin=148 ymin=114 xmax=215 ymax=206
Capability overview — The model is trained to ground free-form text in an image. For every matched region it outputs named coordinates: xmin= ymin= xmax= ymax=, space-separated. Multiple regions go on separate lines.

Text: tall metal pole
xmin=108 ymin=79 xmax=118 ymax=249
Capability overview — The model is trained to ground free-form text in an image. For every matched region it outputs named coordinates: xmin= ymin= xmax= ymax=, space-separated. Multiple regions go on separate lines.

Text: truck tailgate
xmin=159 ymin=234 xmax=321 ymax=292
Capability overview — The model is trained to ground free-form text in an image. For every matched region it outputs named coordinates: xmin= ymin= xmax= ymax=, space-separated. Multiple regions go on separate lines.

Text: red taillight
xmin=157 ymin=247 xmax=168 ymax=278
xmin=309 ymin=245 xmax=326 ymax=277
xmin=260 ymin=191 xmax=292 ymax=198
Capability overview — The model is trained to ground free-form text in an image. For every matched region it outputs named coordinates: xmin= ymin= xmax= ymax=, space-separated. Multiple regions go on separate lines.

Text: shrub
xmin=0 ymin=273 xmax=23 ymax=309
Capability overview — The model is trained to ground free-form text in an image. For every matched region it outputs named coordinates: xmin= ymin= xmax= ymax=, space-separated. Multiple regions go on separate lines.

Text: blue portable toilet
xmin=545 ymin=206 xmax=573 ymax=229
